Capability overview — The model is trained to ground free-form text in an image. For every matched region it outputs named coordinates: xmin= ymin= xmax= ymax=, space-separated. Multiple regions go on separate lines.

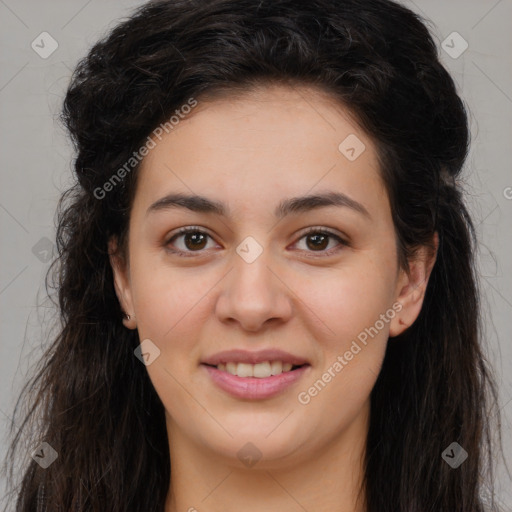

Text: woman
xmin=3 ymin=0 xmax=504 ymax=510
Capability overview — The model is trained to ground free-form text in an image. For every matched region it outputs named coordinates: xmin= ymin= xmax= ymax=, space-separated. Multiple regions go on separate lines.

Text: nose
xmin=214 ymin=246 xmax=293 ymax=332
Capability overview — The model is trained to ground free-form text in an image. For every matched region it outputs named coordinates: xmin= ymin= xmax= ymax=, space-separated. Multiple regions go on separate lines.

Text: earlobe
xmin=108 ymin=236 xmax=136 ymax=329
xmin=389 ymin=233 xmax=439 ymax=337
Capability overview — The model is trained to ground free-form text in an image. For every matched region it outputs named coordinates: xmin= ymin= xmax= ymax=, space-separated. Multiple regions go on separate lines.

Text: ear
xmin=389 ymin=232 xmax=439 ymax=337
xmin=108 ymin=236 xmax=136 ymax=329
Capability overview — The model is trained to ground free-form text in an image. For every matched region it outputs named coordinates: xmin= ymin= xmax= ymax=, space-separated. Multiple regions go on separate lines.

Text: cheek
xmin=294 ymin=266 xmax=391 ymax=434
xmin=296 ymin=258 xmax=396 ymax=346
xmin=130 ymin=258 xmax=214 ymax=343
xmin=130 ymin=266 xmax=210 ymax=423
xmin=292 ymin=255 xmax=395 ymax=410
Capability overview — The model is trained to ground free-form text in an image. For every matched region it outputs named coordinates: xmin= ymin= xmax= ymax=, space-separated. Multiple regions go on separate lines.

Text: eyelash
xmin=164 ymin=225 xmax=349 ymax=258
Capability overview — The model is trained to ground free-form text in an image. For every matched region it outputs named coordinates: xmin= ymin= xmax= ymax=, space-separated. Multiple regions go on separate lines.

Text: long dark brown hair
xmin=2 ymin=0 xmax=506 ymax=510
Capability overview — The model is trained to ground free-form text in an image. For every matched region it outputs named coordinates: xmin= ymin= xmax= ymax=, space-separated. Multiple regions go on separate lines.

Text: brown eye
xmin=166 ymin=227 xmax=216 ymax=255
xmin=294 ymin=228 xmax=348 ymax=256
xmin=182 ymin=231 xmax=208 ymax=250
xmin=305 ymin=233 xmax=330 ymax=251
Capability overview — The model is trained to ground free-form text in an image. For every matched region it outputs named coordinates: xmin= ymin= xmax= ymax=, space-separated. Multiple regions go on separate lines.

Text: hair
xmin=2 ymin=0 xmax=505 ymax=510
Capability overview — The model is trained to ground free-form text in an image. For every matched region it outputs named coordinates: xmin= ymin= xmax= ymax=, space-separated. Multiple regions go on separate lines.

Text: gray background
xmin=1 ymin=0 xmax=511 ymax=508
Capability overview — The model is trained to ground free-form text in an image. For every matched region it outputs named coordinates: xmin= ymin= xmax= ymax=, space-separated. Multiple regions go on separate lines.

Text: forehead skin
xmin=132 ymin=84 xmax=394 ymax=259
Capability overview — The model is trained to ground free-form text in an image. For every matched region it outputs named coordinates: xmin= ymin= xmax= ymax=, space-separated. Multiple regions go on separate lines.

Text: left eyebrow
xmin=145 ymin=191 xmax=371 ymax=219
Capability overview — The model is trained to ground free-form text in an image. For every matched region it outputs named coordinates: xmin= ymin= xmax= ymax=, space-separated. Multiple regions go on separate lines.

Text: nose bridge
xmin=231 ymin=234 xmax=277 ymax=304
xmin=215 ymin=234 xmax=292 ymax=330
xmin=234 ymin=236 xmax=273 ymax=296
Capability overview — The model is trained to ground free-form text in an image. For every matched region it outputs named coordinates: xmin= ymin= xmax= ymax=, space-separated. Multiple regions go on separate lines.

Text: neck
xmin=164 ymin=401 xmax=369 ymax=512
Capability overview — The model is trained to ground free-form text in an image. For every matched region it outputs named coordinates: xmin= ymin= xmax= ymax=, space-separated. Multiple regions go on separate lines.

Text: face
xmin=110 ymin=84 xmax=433 ymax=469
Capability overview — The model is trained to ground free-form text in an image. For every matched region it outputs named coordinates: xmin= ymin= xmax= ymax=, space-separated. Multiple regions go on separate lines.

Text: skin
xmin=109 ymin=84 xmax=437 ymax=512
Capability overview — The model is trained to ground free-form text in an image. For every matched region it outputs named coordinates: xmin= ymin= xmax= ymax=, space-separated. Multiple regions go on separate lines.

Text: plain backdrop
xmin=1 ymin=0 xmax=511 ymax=509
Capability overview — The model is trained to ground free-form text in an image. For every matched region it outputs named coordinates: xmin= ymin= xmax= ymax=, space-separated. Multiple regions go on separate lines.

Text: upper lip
xmin=201 ymin=349 xmax=309 ymax=366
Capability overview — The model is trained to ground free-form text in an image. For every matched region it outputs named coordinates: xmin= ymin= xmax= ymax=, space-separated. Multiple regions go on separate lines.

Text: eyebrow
xmin=146 ymin=191 xmax=370 ymax=219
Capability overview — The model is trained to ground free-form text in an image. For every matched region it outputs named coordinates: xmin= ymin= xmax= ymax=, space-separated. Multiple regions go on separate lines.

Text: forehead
xmin=132 ymin=84 xmax=387 ymax=220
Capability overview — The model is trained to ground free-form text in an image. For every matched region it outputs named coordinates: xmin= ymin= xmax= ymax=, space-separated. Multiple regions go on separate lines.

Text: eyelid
xmin=165 ymin=225 xmax=349 ymax=257
xmin=165 ymin=225 xmax=219 ymax=257
xmin=292 ymin=226 xmax=349 ymax=257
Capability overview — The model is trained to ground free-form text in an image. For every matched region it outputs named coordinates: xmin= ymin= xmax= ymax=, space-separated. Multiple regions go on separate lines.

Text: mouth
xmin=202 ymin=361 xmax=308 ymax=378
xmin=200 ymin=349 xmax=311 ymax=399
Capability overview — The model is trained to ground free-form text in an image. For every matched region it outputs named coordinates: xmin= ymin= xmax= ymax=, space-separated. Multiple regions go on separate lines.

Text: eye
xmin=165 ymin=227 xmax=218 ymax=256
xmin=292 ymin=227 xmax=348 ymax=257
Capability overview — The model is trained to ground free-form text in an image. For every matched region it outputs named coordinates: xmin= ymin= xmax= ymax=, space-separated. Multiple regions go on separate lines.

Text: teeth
xmin=216 ymin=361 xmax=296 ymax=378
xmin=270 ymin=361 xmax=282 ymax=375
xmin=253 ymin=361 xmax=271 ymax=377
xmin=236 ymin=363 xmax=254 ymax=378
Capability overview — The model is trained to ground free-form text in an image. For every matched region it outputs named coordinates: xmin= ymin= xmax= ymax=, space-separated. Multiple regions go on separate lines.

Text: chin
xmin=197 ymin=422 xmax=314 ymax=468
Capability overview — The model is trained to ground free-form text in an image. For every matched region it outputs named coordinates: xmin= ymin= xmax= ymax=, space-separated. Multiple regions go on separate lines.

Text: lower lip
xmin=201 ymin=364 xmax=310 ymax=400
